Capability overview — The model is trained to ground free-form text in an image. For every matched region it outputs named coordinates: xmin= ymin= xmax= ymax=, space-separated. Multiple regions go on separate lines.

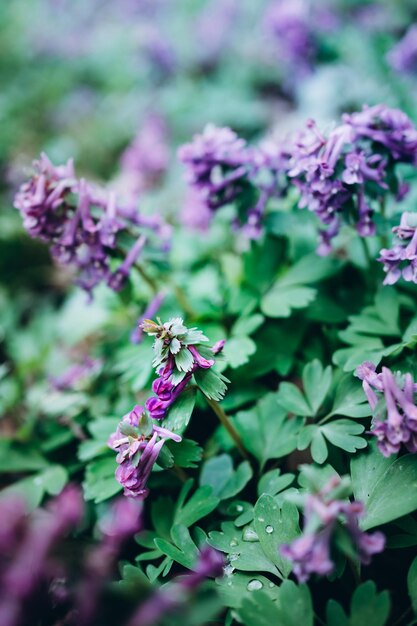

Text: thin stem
xmin=170 ymin=465 xmax=188 ymax=483
xmin=359 ymin=235 xmax=373 ymax=270
xmin=201 ymin=391 xmax=249 ymax=461
xmin=135 ymin=263 xmax=159 ymax=294
xmin=172 ymin=284 xmax=198 ymax=320
xmin=379 ymin=196 xmax=389 ymax=249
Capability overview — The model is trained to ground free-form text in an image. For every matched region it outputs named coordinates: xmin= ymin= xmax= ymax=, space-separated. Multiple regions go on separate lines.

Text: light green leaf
xmin=261 ymin=285 xmax=317 ymax=319
xmin=253 ymin=496 xmax=300 ymax=578
xmin=352 ymin=445 xmax=417 ymax=530
xmin=257 ymin=470 xmax=295 ymax=497
xmin=302 ymin=360 xmax=332 ymax=415
xmin=223 ymin=336 xmax=256 ymax=369
xmin=276 ymin=382 xmax=312 ymax=416
xmin=174 ymin=484 xmax=219 ymax=527
xmin=321 ymin=420 xmax=366 ymax=454
xmin=234 ymin=394 xmax=302 ymax=468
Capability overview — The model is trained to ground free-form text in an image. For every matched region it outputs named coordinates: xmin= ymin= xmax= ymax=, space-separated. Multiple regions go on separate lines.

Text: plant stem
xmin=170 ymin=465 xmax=188 ymax=483
xmin=135 ymin=263 xmax=159 ymax=294
xmin=202 ymin=392 xmax=249 ymax=461
xmin=172 ymin=283 xmax=198 ymax=320
xmin=359 ymin=235 xmax=373 ymax=270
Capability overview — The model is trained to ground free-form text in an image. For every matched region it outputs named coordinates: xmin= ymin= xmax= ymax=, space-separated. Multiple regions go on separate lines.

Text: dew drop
xmin=257 ymin=516 xmax=265 ymax=523
xmin=268 ymin=582 xmax=275 ymax=588
xmin=229 ymin=553 xmax=240 ymax=562
xmin=242 ymin=527 xmax=259 ymax=542
xmin=235 ymin=504 xmax=244 ymax=513
xmin=265 ymin=525 xmax=274 ymax=534
xmin=247 ymin=579 xmax=263 ymax=591
xmin=229 ymin=538 xmax=238 ymax=547
xmin=224 ymin=565 xmax=235 ymax=577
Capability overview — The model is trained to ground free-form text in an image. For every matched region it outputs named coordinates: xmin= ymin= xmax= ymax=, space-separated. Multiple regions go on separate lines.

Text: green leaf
xmin=238 ymin=582 xmax=313 ymax=626
xmin=261 ymin=286 xmax=317 ymax=319
xmin=327 ymin=376 xmax=372 ymax=418
xmin=0 ymin=441 xmax=49 ymax=473
xmin=216 ymin=573 xmax=279 ymax=610
xmin=194 ymin=367 xmax=229 ymax=401
xmin=408 ymin=556 xmax=417 ymax=615
xmin=220 ymin=461 xmax=253 ymax=500
xmin=208 ymin=522 xmax=280 ymax=576
xmin=83 ymin=456 xmax=122 ymax=503
xmin=163 ymin=386 xmax=196 ymax=435
xmin=326 ymin=581 xmax=390 ymax=626
xmin=174 ymin=484 xmax=219 ymax=527
xmin=320 ymin=420 xmax=366 ymax=454
xmin=253 ymin=496 xmax=300 ymax=578
xmin=234 ymin=394 xmax=302 ymax=468
xmin=257 ymin=470 xmax=295 ymax=497
xmin=223 ymin=336 xmax=256 ymax=369
xmin=352 ymin=445 xmax=417 ymax=530
xmin=155 ymin=524 xmax=199 ymax=570
xmin=165 ymin=438 xmax=202 ymax=468
xmin=276 ymin=382 xmax=312 ymax=416
xmin=0 ymin=465 xmax=68 ymax=511
xmin=302 ymin=360 xmax=332 ymax=415
xmin=232 ymin=314 xmax=264 ymax=337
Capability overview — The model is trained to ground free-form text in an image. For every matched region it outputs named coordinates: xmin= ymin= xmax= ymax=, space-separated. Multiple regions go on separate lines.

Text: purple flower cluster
xmin=387 ymin=26 xmax=417 ymax=76
xmin=356 ymin=361 xmax=417 ymax=456
xmin=110 ymin=319 xmax=225 ymax=497
xmin=14 ymin=153 xmax=169 ymax=297
xmin=108 ymin=405 xmax=181 ymax=498
xmin=378 ymin=212 xmax=417 ymax=284
xmin=50 ymin=356 xmax=102 ymax=391
xmin=288 ymin=105 xmax=417 ymax=253
xmin=178 ymin=124 xmax=250 ymax=210
xmin=128 ymin=546 xmax=224 ymax=626
xmin=263 ymin=0 xmax=337 ymax=78
xmin=178 ymin=124 xmax=287 ymax=237
xmin=118 ymin=113 xmax=170 ymax=200
xmin=0 ymin=486 xmax=83 ymax=626
xmin=281 ymin=477 xmax=385 ymax=582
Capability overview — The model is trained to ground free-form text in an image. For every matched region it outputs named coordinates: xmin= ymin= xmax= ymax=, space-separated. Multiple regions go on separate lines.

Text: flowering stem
xmin=201 ymin=392 xmax=249 ymax=461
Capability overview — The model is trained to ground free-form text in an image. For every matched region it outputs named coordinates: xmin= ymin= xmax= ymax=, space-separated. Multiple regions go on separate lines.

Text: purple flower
xmin=378 ymin=212 xmax=417 ymax=285
xmin=0 ymin=486 xmax=83 ymax=626
xmin=178 ymin=124 xmax=250 ymax=217
xmin=287 ymin=105 xmax=417 ymax=252
xmin=281 ymin=477 xmax=385 ymax=582
xmin=356 ymin=362 xmax=417 ymax=456
xmin=49 ymin=356 xmax=102 ymax=391
xmin=128 ymin=546 xmax=224 ymax=626
xmin=109 ymin=405 xmax=181 ymax=498
xmin=264 ymin=0 xmax=315 ymax=77
xmin=387 ymin=26 xmax=417 ymax=76
xmin=117 ymin=113 xmax=170 ymax=200
xmin=14 ymin=154 xmax=170 ymax=298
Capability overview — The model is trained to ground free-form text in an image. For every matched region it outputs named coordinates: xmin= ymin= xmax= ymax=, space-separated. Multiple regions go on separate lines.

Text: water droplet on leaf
xmin=247 ymin=579 xmax=263 ymax=591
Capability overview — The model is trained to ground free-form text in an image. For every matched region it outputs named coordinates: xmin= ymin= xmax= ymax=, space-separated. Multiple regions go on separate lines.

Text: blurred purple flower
xmin=50 ymin=356 xmax=102 ymax=391
xmin=118 ymin=114 xmax=170 ymax=200
xmin=14 ymin=154 xmax=170 ymax=298
xmin=387 ymin=25 xmax=417 ymax=76
xmin=128 ymin=546 xmax=224 ymax=626
xmin=356 ymin=362 xmax=417 ymax=456
xmin=281 ymin=477 xmax=385 ymax=582
xmin=0 ymin=486 xmax=83 ymax=626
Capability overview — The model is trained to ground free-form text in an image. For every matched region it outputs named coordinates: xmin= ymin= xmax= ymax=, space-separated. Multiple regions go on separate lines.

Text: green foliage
xmin=326 ymin=581 xmax=390 ymax=626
